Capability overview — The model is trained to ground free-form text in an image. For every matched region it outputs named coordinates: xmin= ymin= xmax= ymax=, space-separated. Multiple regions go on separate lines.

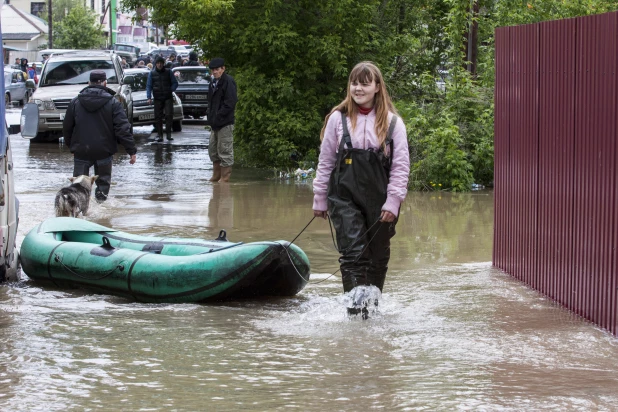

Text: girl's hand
xmin=380 ymin=210 xmax=395 ymax=222
xmin=313 ymin=210 xmax=328 ymax=219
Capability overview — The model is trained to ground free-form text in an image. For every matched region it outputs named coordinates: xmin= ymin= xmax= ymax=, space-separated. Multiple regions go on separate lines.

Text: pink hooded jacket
xmin=312 ymin=109 xmax=410 ymax=216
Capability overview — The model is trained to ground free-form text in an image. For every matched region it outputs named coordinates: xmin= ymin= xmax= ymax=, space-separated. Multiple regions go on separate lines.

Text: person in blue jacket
xmin=146 ymin=56 xmax=178 ymax=142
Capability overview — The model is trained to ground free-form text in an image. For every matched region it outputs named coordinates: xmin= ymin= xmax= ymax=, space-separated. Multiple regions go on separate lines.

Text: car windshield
xmin=115 ymin=45 xmax=136 ymax=53
xmin=174 ymin=69 xmax=210 ymax=84
xmin=40 ymin=61 xmax=118 ymax=86
xmin=128 ymin=72 xmax=148 ymax=91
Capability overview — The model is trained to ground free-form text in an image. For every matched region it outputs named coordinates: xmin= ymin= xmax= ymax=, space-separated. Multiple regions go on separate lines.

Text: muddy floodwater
xmin=2 ymin=125 xmax=618 ymax=411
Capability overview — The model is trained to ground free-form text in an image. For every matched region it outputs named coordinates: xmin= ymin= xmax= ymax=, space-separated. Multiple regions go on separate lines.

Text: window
xmin=91 ymin=0 xmax=95 ymax=10
xmin=31 ymin=2 xmax=45 ymax=17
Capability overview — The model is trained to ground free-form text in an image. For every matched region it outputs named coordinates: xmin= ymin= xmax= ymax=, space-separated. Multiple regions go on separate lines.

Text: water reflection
xmin=208 ymin=182 xmax=234 ymax=230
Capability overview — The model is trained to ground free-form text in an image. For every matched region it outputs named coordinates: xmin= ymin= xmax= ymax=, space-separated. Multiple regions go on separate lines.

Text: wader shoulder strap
xmin=340 ymin=112 xmax=353 ymax=149
xmin=383 ymin=115 xmax=398 ymax=169
xmin=385 ymin=115 xmax=398 ymax=146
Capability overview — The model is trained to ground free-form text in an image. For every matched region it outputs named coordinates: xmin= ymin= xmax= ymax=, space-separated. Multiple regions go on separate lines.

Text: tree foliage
xmin=121 ymin=0 xmax=618 ymax=190
xmin=53 ymin=6 xmax=105 ymax=49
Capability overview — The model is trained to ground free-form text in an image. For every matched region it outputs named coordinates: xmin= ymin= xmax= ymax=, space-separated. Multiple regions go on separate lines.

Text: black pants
xmin=73 ymin=156 xmax=112 ymax=199
xmin=327 ymin=147 xmax=397 ymax=293
xmin=154 ymin=98 xmax=173 ymax=138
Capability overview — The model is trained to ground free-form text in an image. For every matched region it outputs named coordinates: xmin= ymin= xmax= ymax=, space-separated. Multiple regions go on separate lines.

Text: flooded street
xmin=2 ymin=119 xmax=618 ymax=411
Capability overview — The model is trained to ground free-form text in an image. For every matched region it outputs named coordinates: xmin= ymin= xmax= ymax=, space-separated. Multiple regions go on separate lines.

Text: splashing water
xmin=343 ymin=285 xmax=382 ymax=319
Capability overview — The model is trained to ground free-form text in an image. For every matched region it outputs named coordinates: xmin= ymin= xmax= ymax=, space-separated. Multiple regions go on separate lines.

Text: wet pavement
xmin=1 ymin=108 xmax=618 ymax=411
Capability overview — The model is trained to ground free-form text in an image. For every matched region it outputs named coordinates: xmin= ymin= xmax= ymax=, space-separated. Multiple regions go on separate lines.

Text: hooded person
xmin=62 ymin=70 xmax=137 ymax=203
xmin=146 ymin=56 xmax=179 ymax=142
xmin=187 ymin=51 xmax=200 ymax=66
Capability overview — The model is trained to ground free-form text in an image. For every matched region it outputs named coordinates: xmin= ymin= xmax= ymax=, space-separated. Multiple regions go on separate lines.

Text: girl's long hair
xmin=320 ymin=61 xmax=397 ymax=148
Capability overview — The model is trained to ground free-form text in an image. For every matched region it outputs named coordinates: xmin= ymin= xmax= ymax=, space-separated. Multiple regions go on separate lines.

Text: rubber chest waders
xmin=327 ymin=112 xmax=398 ymax=292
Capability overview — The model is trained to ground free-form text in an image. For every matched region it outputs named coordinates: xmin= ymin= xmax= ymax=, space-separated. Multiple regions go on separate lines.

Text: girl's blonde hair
xmin=320 ymin=61 xmax=397 ymax=148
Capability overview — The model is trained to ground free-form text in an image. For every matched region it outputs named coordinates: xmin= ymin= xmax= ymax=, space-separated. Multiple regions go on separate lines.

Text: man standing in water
xmin=207 ymin=57 xmax=237 ymax=182
xmin=147 ymin=56 xmax=179 ymax=142
xmin=63 ymin=70 xmax=137 ymax=203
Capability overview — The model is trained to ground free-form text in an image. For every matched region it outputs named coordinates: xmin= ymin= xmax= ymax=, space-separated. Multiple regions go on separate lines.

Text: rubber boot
xmin=210 ymin=162 xmax=221 ymax=182
xmin=220 ymin=166 xmax=232 ymax=182
xmin=367 ymin=268 xmax=387 ymax=292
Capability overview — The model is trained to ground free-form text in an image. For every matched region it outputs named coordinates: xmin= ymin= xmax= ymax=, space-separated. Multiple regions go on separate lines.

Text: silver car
xmin=27 ymin=50 xmax=133 ymax=142
xmin=123 ymin=68 xmax=183 ymax=131
xmin=4 ymin=68 xmax=29 ymax=106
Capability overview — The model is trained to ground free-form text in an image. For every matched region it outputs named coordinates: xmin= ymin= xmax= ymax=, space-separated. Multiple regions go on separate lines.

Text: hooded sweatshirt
xmin=63 ymin=85 xmax=136 ymax=161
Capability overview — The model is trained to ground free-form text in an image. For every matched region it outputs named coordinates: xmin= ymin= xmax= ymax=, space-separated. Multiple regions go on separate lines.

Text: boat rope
xmin=282 ymin=216 xmax=316 ymax=252
xmin=310 ymin=217 xmax=383 ymax=285
xmin=281 ymin=215 xmax=384 ymax=285
xmin=54 ymin=254 xmax=125 ymax=280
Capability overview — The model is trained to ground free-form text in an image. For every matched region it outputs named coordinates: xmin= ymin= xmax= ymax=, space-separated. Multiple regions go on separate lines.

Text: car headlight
xmin=34 ymin=100 xmax=56 ymax=110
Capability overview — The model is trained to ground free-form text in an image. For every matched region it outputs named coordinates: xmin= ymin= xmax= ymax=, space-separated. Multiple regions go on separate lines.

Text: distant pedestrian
xmin=120 ymin=58 xmax=129 ymax=70
xmin=137 ymin=61 xmax=145 ymax=68
xmin=147 ymin=63 xmax=153 ymax=70
xmin=27 ymin=63 xmax=38 ymax=84
xmin=146 ymin=56 xmax=179 ymax=142
xmin=187 ymin=51 xmax=199 ymax=66
xmin=62 ymin=70 xmax=137 ymax=203
xmin=207 ymin=57 xmax=237 ymax=182
xmin=20 ymin=58 xmax=28 ymax=74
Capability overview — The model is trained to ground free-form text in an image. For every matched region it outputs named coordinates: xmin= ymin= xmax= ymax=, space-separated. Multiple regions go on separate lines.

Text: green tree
xmin=53 ymin=6 xmax=105 ymax=49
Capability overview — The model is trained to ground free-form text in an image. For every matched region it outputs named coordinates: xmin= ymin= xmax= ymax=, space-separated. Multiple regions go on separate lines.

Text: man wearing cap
xmin=63 ymin=70 xmax=137 ymax=203
xmin=207 ymin=57 xmax=237 ymax=182
xmin=146 ymin=55 xmax=179 ymax=142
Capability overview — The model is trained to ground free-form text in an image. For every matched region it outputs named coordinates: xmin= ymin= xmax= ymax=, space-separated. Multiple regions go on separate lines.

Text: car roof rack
xmin=49 ymin=50 xmax=114 ymax=58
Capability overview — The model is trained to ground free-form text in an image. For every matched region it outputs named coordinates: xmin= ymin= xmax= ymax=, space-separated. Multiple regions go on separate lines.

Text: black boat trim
xmin=46 ymin=242 xmax=66 ymax=287
xmin=127 ymin=252 xmax=150 ymax=300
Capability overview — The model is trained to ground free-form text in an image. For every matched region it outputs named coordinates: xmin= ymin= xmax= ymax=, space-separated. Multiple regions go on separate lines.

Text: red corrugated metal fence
xmin=494 ymin=12 xmax=618 ymax=336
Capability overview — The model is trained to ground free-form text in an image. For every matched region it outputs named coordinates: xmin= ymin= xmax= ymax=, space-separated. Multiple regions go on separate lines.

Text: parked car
xmin=26 ymin=50 xmax=134 ymax=142
xmin=112 ymin=43 xmax=139 ymax=67
xmin=172 ymin=66 xmax=210 ymax=119
xmin=123 ymin=68 xmax=183 ymax=131
xmin=167 ymin=45 xmax=190 ymax=59
xmin=4 ymin=68 xmax=29 ymax=106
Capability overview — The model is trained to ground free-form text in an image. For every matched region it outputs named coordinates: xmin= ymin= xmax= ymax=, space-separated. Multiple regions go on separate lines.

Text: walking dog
xmin=54 ymin=175 xmax=99 ymax=217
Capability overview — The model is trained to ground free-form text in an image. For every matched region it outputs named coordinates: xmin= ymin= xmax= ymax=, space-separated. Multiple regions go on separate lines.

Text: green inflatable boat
xmin=20 ymin=217 xmax=310 ymax=303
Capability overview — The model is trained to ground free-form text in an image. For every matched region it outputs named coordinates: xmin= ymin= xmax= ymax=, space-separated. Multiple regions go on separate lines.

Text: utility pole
xmin=111 ymin=0 xmax=117 ymax=45
xmin=47 ymin=0 xmax=53 ymax=48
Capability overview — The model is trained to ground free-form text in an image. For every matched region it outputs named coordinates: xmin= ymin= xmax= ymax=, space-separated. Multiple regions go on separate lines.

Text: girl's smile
xmin=350 ymin=80 xmax=380 ymax=109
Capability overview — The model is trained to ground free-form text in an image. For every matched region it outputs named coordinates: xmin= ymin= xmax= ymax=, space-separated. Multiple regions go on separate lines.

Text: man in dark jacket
xmin=207 ymin=57 xmax=237 ymax=182
xmin=187 ymin=51 xmax=200 ymax=66
xmin=63 ymin=70 xmax=137 ymax=203
xmin=147 ymin=56 xmax=179 ymax=142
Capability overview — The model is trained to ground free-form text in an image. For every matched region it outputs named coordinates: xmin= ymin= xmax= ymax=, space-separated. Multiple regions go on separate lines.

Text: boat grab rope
xmin=54 ymin=254 xmax=125 ymax=280
xmin=282 ymin=216 xmax=384 ymax=285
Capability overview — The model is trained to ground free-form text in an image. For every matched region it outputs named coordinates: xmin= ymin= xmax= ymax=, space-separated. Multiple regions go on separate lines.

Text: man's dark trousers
xmin=73 ymin=156 xmax=113 ymax=201
xmin=154 ymin=98 xmax=173 ymax=138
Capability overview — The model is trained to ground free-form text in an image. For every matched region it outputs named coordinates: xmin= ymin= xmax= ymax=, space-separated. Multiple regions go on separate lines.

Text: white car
xmin=167 ymin=45 xmax=190 ymax=59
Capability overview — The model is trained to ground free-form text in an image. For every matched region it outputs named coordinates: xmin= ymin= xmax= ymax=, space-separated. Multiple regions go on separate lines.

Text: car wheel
xmin=4 ymin=93 xmax=9 ymax=106
xmin=172 ymin=120 xmax=182 ymax=132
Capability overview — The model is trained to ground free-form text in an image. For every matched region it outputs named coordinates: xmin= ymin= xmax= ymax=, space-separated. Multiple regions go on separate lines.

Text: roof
xmin=48 ymin=50 xmax=114 ymax=60
xmin=172 ymin=66 xmax=209 ymax=71
xmin=1 ymin=5 xmax=48 ymax=38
